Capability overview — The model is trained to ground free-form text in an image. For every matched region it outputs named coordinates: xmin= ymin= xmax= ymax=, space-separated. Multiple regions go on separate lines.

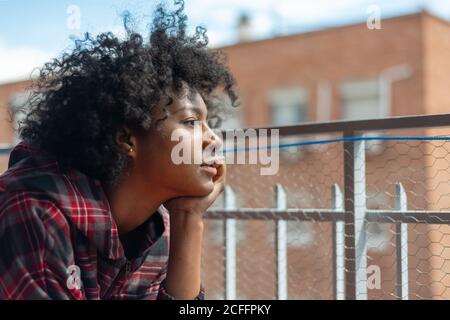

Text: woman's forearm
xmin=164 ymin=212 xmax=204 ymax=300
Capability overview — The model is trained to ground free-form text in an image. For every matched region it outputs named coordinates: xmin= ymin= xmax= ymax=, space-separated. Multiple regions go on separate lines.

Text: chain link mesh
xmin=202 ymin=129 xmax=450 ymax=300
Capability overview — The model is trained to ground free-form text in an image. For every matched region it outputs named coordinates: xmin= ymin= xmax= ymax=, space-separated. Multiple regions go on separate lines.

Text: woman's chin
xmin=191 ymin=180 xmax=215 ymax=196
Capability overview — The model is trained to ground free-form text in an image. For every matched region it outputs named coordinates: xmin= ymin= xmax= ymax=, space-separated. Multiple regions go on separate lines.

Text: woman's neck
xmin=103 ymin=175 xmax=164 ymax=235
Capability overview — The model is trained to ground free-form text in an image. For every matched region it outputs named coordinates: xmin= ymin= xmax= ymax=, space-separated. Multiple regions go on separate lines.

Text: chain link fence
xmin=202 ymin=116 xmax=450 ymax=300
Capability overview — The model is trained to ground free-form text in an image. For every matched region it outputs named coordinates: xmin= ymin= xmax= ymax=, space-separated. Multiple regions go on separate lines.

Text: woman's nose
xmin=203 ymin=126 xmax=223 ymax=151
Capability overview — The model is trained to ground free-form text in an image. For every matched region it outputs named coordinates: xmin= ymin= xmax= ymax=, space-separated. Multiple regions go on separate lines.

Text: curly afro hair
xmin=14 ymin=0 xmax=238 ymax=189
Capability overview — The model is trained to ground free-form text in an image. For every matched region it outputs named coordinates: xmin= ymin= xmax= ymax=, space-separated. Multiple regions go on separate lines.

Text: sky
xmin=1 ymin=0 xmax=450 ymax=83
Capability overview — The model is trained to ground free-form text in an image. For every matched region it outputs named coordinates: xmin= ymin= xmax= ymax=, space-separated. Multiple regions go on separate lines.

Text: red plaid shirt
xmin=0 ymin=141 xmax=205 ymax=300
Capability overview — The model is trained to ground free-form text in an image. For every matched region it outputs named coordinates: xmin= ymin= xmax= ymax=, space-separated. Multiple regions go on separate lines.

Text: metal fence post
xmin=344 ymin=132 xmax=368 ymax=300
xmin=275 ymin=184 xmax=287 ymax=300
xmin=332 ymin=184 xmax=345 ymax=300
xmin=223 ymin=185 xmax=236 ymax=300
xmin=395 ymin=182 xmax=409 ymax=300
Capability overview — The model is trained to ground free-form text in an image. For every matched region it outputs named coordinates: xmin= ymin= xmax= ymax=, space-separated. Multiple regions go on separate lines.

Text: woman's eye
xmin=183 ymin=119 xmax=197 ymax=127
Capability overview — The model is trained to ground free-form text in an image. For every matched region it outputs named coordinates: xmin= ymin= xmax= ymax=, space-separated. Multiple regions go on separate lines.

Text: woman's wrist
xmin=169 ymin=210 xmax=204 ymax=234
xmin=169 ymin=208 xmax=204 ymax=223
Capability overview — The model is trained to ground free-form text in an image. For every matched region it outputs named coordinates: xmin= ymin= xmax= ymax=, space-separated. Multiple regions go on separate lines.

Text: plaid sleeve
xmin=157 ymin=278 xmax=206 ymax=300
xmin=0 ymin=194 xmax=84 ymax=300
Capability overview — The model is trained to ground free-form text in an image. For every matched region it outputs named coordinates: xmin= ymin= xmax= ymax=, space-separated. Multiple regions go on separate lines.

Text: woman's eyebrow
xmin=173 ymin=106 xmax=204 ymax=117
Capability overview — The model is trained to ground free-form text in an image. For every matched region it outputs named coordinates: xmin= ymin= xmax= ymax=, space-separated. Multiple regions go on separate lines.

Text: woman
xmin=0 ymin=0 xmax=238 ymax=300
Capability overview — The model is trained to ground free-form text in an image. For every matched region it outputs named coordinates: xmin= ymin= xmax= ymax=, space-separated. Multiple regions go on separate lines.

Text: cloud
xmin=0 ymin=0 xmax=437 ymax=82
xmin=183 ymin=0 xmax=428 ymax=47
xmin=428 ymin=0 xmax=450 ymax=19
xmin=0 ymin=40 xmax=55 ymax=84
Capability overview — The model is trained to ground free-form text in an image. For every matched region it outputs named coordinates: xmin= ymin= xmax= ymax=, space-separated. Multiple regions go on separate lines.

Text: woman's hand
xmin=163 ymin=159 xmax=226 ymax=218
xmin=162 ymin=159 xmax=225 ymax=300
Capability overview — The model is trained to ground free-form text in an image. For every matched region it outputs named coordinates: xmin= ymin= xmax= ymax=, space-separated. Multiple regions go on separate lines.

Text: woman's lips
xmin=199 ymin=162 xmax=219 ymax=176
xmin=199 ymin=165 xmax=217 ymax=176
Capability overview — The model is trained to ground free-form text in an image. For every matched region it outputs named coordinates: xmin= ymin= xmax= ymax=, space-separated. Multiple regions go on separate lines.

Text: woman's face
xmin=133 ymin=87 xmax=223 ymax=200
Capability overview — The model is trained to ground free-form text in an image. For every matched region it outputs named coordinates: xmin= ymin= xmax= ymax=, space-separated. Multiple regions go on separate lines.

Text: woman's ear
xmin=116 ymin=126 xmax=138 ymax=157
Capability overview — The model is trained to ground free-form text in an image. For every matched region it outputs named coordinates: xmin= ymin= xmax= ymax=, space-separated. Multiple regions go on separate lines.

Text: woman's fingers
xmin=213 ymin=157 xmax=226 ymax=184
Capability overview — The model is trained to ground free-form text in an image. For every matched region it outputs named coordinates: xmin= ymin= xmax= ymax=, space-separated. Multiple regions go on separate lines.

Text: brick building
xmin=1 ymin=11 xmax=450 ymax=299
xmin=209 ymin=11 xmax=450 ymax=300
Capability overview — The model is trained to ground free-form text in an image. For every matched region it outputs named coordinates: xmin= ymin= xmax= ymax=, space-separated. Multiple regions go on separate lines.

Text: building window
xmin=205 ymin=220 xmax=247 ymax=246
xmin=269 ymin=87 xmax=308 ymax=161
xmin=366 ymin=189 xmax=390 ymax=252
xmin=9 ymin=92 xmax=30 ymax=146
xmin=220 ymin=106 xmax=243 ymax=130
xmin=207 ymin=192 xmax=247 ymax=246
xmin=340 ymin=79 xmax=380 ymax=120
xmin=287 ymin=221 xmax=315 ymax=248
xmin=204 ymin=92 xmax=243 ymax=130
xmin=340 ymin=79 xmax=384 ymax=156
xmin=270 ymin=88 xmax=308 ymax=126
